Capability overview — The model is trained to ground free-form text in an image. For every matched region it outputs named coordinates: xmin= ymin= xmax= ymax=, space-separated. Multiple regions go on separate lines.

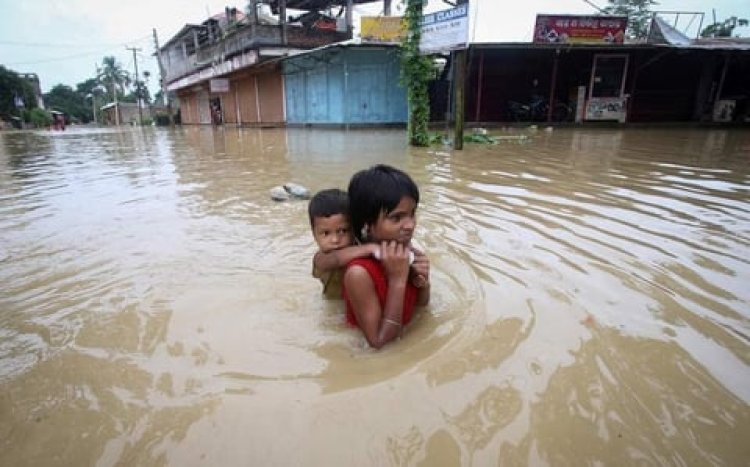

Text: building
xmin=19 ymin=73 xmax=44 ymax=109
xmin=159 ymin=2 xmax=393 ymax=126
xmin=100 ymin=102 xmax=169 ymax=125
xmin=438 ymin=14 xmax=750 ymax=125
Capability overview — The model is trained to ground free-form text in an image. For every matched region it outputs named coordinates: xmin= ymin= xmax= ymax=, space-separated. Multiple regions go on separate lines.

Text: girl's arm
xmin=343 ymin=241 xmax=410 ymax=349
xmin=313 ymin=244 xmax=380 ymax=276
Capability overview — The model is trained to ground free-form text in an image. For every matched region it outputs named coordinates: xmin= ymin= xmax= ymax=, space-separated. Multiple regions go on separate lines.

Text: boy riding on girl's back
xmin=308 ymin=189 xmax=379 ymax=298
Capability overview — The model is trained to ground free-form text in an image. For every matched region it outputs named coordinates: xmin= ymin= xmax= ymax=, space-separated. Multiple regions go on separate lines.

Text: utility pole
xmin=153 ymin=28 xmax=173 ymax=126
xmin=126 ymin=46 xmax=144 ymax=125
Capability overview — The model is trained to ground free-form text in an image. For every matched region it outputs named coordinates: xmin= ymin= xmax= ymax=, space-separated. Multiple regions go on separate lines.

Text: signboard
xmin=585 ymin=97 xmax=627 ymax=122
xmin=420 ymin=3 xmax=469 ymax=54
xmin=534 ymin=15 xmax=627 ymax=44
xmin=210 ymin=78 xmax=230 ymax=93
xmin=361 ymin=16 xmax=405 ymax=42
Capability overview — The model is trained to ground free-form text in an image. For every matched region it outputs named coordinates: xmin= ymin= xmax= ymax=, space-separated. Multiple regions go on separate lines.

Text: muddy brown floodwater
xmin=0 ymin=126 xmax=748 ymax=466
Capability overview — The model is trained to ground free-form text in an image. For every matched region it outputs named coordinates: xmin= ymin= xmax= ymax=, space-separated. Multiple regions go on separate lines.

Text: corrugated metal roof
xmin=282 ymin=38 xmax=400 ymax=60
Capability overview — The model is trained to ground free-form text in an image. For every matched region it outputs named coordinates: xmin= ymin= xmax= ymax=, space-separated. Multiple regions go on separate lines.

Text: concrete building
xmin=100 ymin=102 xmax=169 ymax=125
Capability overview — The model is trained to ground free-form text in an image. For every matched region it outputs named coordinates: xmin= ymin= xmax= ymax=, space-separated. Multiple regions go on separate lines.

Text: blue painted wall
xmin=283 ymin=47 xmax=408 ymax=124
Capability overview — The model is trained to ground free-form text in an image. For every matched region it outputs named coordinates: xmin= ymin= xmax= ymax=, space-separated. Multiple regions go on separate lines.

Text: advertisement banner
xmin=361 ymin=16 xmax=405 ymax=42
xmin=534 ymin=15 xmax=627 ymax=44
xmin=420 ymin=3 xmax=469 ymax=54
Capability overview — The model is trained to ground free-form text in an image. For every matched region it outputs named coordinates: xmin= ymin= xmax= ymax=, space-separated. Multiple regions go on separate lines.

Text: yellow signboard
xmin=360 ymin=16 xmax=406 ymax=42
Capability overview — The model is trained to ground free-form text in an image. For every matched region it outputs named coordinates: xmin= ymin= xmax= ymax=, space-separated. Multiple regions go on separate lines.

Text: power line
xmin=6 ymin=47 xmax=116 ymax=66
xmin=0 ymin=34 xmax=152 ymax=48
xmin=4 ymin=35 xmax=155 ymax=66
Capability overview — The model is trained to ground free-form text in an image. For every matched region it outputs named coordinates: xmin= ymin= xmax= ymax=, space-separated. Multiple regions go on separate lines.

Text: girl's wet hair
xmin=348 ymin=164 xmax=419 ymax=242
xmin=308 ymin=188 xmax=348 ymax=228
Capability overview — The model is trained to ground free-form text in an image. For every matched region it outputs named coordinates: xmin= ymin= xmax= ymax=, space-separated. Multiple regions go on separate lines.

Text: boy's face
xmin=312 ymin=214 xmax=353 ymax=253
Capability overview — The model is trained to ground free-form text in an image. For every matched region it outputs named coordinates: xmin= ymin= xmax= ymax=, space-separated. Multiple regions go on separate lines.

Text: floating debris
xmin=270 ymin=182 xmax=311 ymax=201
xmin=283 ymin=182 xmax=310 ymax=199
xmin=270 ymin=186 xmax=290 ymax=201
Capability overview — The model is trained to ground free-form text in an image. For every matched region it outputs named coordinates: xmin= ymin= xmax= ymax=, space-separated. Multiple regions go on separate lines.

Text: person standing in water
xmin=343 ymin=164 xmax=430 ymax=349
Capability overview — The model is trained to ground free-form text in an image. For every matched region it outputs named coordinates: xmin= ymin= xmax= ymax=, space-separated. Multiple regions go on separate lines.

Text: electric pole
xmin=126 ymin=46 xmax=144 ymax=125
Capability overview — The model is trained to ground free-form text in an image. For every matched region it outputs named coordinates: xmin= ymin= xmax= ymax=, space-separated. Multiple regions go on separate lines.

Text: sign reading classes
xmin=533 ymin=15 xmax=627 ymax=44
xmin=420 ymin=3 xmax=469 ymax=54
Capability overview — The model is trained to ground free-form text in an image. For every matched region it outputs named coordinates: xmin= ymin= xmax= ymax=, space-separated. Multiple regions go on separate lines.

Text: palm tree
xmin=97 ymin=56 xmax=130 ymax=125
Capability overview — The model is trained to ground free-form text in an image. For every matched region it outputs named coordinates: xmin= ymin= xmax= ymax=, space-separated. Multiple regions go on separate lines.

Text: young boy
xmin=308 ymin=189 xmax=379 ymax=298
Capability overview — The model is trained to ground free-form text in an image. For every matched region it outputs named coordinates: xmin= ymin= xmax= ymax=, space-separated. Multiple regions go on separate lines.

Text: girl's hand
xmin=380 ymin=240 xmax=410 ymax=283
xmin=410 ymin=248 xmax=430 ymax=288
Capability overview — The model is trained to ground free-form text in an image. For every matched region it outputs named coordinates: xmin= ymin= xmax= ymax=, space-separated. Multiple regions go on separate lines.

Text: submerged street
xmin=0 ymin=126 xmax=749 ymax=465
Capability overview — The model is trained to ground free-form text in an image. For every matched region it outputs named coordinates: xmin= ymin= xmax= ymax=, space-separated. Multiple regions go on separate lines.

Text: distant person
xmin=211 ymin=103 xmax=222 ymax=125
xmin=308 ymin=188 xmax=380 ymax=299
xmin=343 ymin=165 xmax=430 ymax=349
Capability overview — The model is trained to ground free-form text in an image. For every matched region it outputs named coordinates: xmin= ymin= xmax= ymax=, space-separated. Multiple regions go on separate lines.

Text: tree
xmin=701 ymin=16 xmax=749 ymax=38
xmin=603 ymin=0 xmax=658 ymax=40
xmin=400 ymin=0 xmax=432 ymax=147
xmin=97 ymin=56 xmax=131 ymax=103
xmin=0 ymin=65 xmax=37 ymax=119
xmin=43 ymin=84 xmax=91 ymax=123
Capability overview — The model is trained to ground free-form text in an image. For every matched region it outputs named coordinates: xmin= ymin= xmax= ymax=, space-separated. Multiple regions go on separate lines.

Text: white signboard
xmin=585 ymin=97 xmax=627 ymax=122
xmin=420 ymin=3 xmax=469 ymax=54
xmin=210 ymin=78 xmax=230 ymax=93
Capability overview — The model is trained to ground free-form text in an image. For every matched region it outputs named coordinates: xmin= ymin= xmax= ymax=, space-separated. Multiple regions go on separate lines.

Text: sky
xmin=1 ymin=0 xmax=748 ymax=95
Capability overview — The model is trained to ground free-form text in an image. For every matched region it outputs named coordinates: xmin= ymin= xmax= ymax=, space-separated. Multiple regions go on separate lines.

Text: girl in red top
xmin=342 ymin=165 xmax=431 ymax=349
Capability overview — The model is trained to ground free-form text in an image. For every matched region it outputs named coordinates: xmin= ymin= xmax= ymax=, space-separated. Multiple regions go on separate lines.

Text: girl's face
xmin=369 ymin=196 xmax=417 ymax=245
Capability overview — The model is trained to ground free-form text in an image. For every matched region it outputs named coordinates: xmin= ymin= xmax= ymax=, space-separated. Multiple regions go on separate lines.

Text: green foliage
xmin=603 ymin=0 xmax=657 ymax=39
xmin=97 ymin=56 xmax=131 ymax=102
xmin=0 ymin=65 xmax=37 ymax=118
xmin=43 ymin=84 xmax=92 ymax=123
xmin=28 ymin=108 xmax=53 ymax=128
xmin=400 ymin=0 xmax=432 ymax=147
xmin=701 ymin=16 xmax=749 ymax=37
xmin=121 ymin=80 xmax=151 ymax=104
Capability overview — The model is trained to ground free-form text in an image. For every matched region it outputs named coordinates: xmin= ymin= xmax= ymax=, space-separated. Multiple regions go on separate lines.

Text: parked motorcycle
xmin=507 ymin=96 xmax=573 ymax=122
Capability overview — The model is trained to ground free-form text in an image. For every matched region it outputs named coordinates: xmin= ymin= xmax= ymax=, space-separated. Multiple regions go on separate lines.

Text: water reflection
xmin=0 ymin=126 xmax=748 ymax=465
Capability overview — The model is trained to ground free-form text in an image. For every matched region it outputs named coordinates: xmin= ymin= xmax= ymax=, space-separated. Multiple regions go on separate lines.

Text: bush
xmin=29 ymin=108 xmax=52 ymax=128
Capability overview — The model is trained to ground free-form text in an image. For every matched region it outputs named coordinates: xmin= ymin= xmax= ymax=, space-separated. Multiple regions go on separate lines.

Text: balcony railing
xmin=165 ymin=23 xmax=350 ymax=83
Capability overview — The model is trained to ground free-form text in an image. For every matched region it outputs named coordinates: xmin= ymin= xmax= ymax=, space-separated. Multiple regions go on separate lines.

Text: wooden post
xmin=384 ymin=0 xmax=392 ymax=16
xmin=474 ymin=50 xmax=484 ymax=122
xmin=453 ymin=49 xmax=467 ymax=150
xmin=715 ymin=53 xmax=730 ymax=103
xmin=280 ymin=0 xmax=287 ymax=45
xmin=547 ymin=49 xmax=559 ymax=122
xmin=346 ymin=0 xmax=354 ymax=37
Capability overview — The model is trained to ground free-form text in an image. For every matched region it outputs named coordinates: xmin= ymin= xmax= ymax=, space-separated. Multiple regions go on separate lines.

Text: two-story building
xmin=159 ymin=1 xmax=391 ymax=126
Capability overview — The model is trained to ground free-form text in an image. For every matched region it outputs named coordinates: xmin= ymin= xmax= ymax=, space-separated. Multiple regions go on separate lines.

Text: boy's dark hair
xmin=308 ymin=188 xmax=349 ymax=228
xmin=348 ymin=164 xmax=419 ymax=242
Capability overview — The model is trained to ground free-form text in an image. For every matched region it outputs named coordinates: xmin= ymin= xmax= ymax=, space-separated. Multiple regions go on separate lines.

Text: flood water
xmin=1 ymin=126 xmax=748 ymax=466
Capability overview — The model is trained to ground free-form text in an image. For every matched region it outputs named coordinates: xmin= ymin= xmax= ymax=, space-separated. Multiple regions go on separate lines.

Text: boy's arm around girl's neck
xmin=313 ymin=244 xmax=380 ymax=273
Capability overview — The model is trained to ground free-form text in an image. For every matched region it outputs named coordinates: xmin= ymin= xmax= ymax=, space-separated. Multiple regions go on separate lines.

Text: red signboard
xmin=534 ymin=15 xmax=627 ymax=44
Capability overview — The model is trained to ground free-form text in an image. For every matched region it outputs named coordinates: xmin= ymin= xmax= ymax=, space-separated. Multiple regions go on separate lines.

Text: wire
xmin=0 ymin=34 xmax=152 ymax=49
xmin=5 ymin=48 xmax=116 ymax=66
xmin=4 ymin=34 xmax=154 ymax=66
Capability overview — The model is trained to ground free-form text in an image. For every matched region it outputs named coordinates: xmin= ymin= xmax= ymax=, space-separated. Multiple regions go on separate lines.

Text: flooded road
xmin=1 ymin=126 xmax=749 ymax=466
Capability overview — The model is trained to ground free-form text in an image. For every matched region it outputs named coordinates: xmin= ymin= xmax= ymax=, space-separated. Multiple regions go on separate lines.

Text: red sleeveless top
xmin=342 ymin=257 xmax=418 ymax=328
